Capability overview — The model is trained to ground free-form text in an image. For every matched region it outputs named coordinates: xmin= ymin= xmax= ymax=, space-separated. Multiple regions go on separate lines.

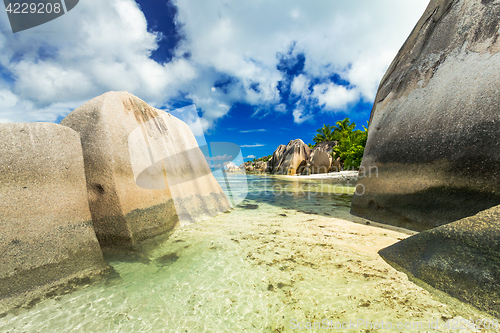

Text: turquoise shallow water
xmin=0 ymin=175 xmax=495 ymax=332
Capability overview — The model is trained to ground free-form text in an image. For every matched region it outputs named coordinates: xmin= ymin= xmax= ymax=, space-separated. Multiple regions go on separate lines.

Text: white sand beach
xmin=282 ymin=170 xmax=359 ymax=181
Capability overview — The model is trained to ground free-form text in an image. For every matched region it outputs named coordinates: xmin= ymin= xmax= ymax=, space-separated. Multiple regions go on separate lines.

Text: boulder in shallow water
xmin=0 ymin=123 xmax=111 ymax=313
xmin=351 ymin=0 xmax=500 ymax=230
xmin=60 ymin=91 xmax=230 ymax=248
xmin=379 ymin=205 xmax=500 ymax=318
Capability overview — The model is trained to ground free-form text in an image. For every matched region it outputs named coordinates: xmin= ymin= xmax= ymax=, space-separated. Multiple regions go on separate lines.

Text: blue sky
xmin=0 ymin=0 xmax=429 ymax=160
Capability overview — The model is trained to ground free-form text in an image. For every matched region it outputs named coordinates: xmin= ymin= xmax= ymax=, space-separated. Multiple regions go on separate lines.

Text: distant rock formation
xmin=379 ymin=205 xmax=500 ymax=318
xmin=306 ymin=141 xmax=341 ymax=174
xmin=254 ymin=160 xmax=268 ymax=173
xmin=351 ymin=0 xmax=500 ymax=231
xmin=61 ymin=91 xmax=230 ymax=248
xmin=225 ymin=163 xmax=241 ymax=173
xmin=266 ymin=145 xmax=286 ymax=173
xmin=265 ymin=139 xmax=311 ymax=175
xmin=266 ymin=140 xmax=341 ymax=175
xmin=0 ymin=123 xmax=112 ymax=313
xmin=280 ymin=139 xmax=311 ymax=175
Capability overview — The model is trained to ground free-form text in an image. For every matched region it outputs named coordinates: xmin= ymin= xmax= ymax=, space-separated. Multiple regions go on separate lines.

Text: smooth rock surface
xmin=266 ymin=145 xmax=286 ymax=173
xmin=60 ymin=91 xmax=230 ymax=248
xmin=267 ymin=140 xmax=311 ymax=175
xmin=307 ymin=150 xmax=331 ymax=174
xmin=379 ymin=204 xmax=500 ymax=318
xmin=305 ymin=141 xmax=339 ymax=174
xmin=280 ymin=139 xmax=311 ymax=175
xmin=0 ymin=123 xmax=111 ymax=313
xmin=352 ymin=0 xmax=500 ymax=231
xmin=254 ymin=161 xmax=268 ymax=173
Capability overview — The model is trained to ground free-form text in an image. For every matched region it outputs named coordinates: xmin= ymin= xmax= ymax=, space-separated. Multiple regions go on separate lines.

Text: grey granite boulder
xmin=254 ymin=161 xmax=268 ymax=173
xmin=306 ymin=150 xmax=331 ymax=174
xmin=280 ymin=139 xmax=311 ymax=175
xmin=0 ymin=123 xmax=111 ymax=313
xmin=305 ymin=141 xmax=339 ymax=174
xmin=60 ymin=91 xmax=230 ymax=248
xmin=351 ymin=0 xmax=500 ymax=231
xmin=379 ymin=205 xmax=500 ymax=318
xmin=266 ymin=144 xmax=286 ymax=173
xmin=267 ymin=140 xmax=311 ymax=175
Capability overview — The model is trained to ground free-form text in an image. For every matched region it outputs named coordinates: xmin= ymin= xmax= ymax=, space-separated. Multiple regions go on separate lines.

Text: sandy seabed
xmin=0 ymin=178 xmax=496 ymax=332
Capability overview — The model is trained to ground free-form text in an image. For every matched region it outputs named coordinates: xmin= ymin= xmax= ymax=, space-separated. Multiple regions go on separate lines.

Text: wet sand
xmin=1 ymin=197 xmax=495 ymax=332
xmin=0 ymin=175 xmax=496 ymax=332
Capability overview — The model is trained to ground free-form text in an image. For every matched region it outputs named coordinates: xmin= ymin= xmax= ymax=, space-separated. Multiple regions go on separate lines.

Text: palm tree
xmin=313 ymin=124 xmax=335 ymax=144
xmin=333 ymin=118 xmax=356 ymax=139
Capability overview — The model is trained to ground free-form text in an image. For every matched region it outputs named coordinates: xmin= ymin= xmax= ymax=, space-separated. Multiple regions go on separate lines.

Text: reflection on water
xmin=221 ymin=174 xmax=358 ymax=220
xmin=0 ymin=175 xmax=492 ymax=332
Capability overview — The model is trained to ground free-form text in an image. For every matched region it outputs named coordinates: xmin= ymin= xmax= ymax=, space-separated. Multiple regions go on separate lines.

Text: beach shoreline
xmin=282 ymin=170 xmax=359 ymax=180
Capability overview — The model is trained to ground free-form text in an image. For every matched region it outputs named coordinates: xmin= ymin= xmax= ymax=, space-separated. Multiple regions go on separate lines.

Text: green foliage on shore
xmin=252 ymin=155 xmax=272 ymax=163
xmin=313 ymin=118 xmax=368 ymax=170
xmin=333 ymin=124 xmax=368 ymax=169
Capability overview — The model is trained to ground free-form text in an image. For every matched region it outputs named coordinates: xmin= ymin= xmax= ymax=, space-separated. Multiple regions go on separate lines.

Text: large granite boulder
xmin=351 ymin=0 xmax=500 ymax=231
xmin=60 ymin=91 xmax=230 ymax=248
xmin=329 ymin=158 xmax=342 ymax=173
xmin=307 ymin=150 xmax=331 ymax=174
xmin=267 ymin=139 xmax=311 ymax=175
xmin=379 ymin=205 xmax=500 ymax=318
xmin=305 ymin=141 xmax=339 ymax=174
xmin=254 ymin=161 xmax=268 ymax=173
xmin=313 ymin=141 xmax=342 ymax=172
xmin=266 ymin=144 xmax=286 ymax=173
xmin=281 ymin=139 xmax=311 ymax=175
xmin=314 ymin=141 xmax=337 ymax=154
xmin=0 ymin=123 xmax=111 ymax=312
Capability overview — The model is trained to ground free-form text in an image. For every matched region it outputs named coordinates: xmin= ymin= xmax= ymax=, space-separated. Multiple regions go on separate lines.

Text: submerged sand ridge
xmin=0 ymin=176 xmax=494 ymax=332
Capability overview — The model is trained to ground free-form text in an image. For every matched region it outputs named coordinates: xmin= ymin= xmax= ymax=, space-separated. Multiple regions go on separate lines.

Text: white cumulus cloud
xmin=0 ymin=0 xmax=429 ymax=127
xmin=240 ymin=144 xmax=265 ymax=148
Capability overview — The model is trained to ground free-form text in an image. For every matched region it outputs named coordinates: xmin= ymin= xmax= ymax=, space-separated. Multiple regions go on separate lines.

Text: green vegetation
xmin=261 ymin=155 xmax=272 ymax=162
xmin=312 ymin=124 xmax=336 ymax=144
xmin=312 ymin=118 xmax=368 ymax=170
xmin=252 ymin=155 xmax=272 ymax=163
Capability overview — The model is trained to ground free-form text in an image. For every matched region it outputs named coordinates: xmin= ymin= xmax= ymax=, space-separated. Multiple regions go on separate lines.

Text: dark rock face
xmin=0 ymin=123 xmax=112 ymax=313
xmin=352 ymin=0 xmax=500 ymax=230
xmin=379 ymin=205 xmax=500 ymax=318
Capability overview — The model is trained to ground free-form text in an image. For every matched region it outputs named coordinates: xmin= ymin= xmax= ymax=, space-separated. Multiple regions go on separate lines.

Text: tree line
xmin=310 ymin=117 xmax=368 ymax=170
xmin=248 ymin=117 xmax=369 ymax=170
